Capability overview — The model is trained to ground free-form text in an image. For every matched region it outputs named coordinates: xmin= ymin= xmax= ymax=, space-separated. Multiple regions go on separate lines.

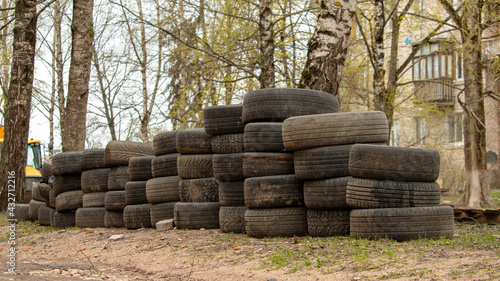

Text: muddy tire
xmin=212 ymin=153 xmax=244 ymax=182
xmin=108 ymin=166 xmax=129 ymax=191
xmin=52 ymin=211 xmax=76 ymax=227
xmin=244 ymin=122 xmax=285 ymax=152
xmin=177 ymin=154 xmax=214 ymax=179
xmin=245 ymin=207 xmax=307 ymax=238
xmin=350 ymin=206 xmax=454 ymax=241
xmin=31 ymin=183 xmax=44 ymax=201
xmin=282 ymin=111 xmax=389 ymax=150
xmin=104 ymin=141 xmax=153 ymax=166
xmin=53 ymin=175 xmax=81 ymax=197
xmin=294 ymin=145 xmax=351 ymax=180
xmin=128 ymin=156 xmax=154 ymax=181
xmin=242 ymin=88 xmax=339 ymax=124
xmin=38 ymin=205 xmax=56 ymax=226
xmin=51 ymin=151 xmax=83 ymax=175
xmin=174 ymin=202 xmax=220 ymax=229
xmin=38 ymin=182 xmax=51 ymax=201
xmin=48 ymin=189 xmax=56 ymax=208
xmin=123 ymin=204 xmax=152 ymax=229
xmin=349 ymin=144 xmax=440 ymax=182
xmin=218 ymin=181 xmax=245 ymax=206
xmin=244 ymin=175 xmax=303 ymax=208
xmin=243 ymin=152 xmax=294 ymax=178
xmin=55 ymin=190 xmax=84 ymax=212
xmin=41 ymin=161 xmax=52 ymax=183
xmin=176 ymin=129 xmax=212 ymax=154
xmin=153 ymin=131 xmax=178 ymax=156
xmin=151 ymin=154 xmax=179 ymax=178
xmin=75 ymin=207 xmax=106 ymax=228
xmin=146 ymin=176 xmax=181 ymax=204
xmin=125 ymin=181 xmax=148 ymax=205
xmin=220 ymin=206 xmax=246 ymax=233
xmin=14 ymin=204 xmax=30 ymax=221
xmin=81 ymin=149 xmax=107 ymax=171
xmin=211 ymin=134 xmax=244 ymax=154
xmin=83 ymin=192 xmax=107 ymax=208
xmin=179 ymin=178 xmax=219 ymax=202
xmin=150 ymin=202 xmax=178 ymax=227
xmin=346 ymin=177 xmax=442 ymax=209
xmin=104 ymin=210 xmax=125 ymax=228
xmin=29 ymin=199 xmax=45 ymax=220
xmin=105 ymin=190 xmax=127 ymax=211
xmin=81 ymin=168 xmax=109 ymax=193
xmin=307 ymin=209 xmax=350 ymax=237
xmin=304 ymin=177 xmax=350 ymax=209
xmin=203 ymin=104 xmax=244 ymax=135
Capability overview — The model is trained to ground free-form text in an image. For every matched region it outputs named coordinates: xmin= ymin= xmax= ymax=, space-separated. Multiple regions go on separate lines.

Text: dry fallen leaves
xmin=86 ymin=230 xmax=94 ymax=234
xmin=234 ymin=246 xmax=241 ymax=250
xmin=76 ymin=248 xmax=86 ymax=252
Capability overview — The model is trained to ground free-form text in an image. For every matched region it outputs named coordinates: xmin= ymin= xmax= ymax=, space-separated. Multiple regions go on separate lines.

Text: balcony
xmin=413 ymin=78 xmax=454 ymax=106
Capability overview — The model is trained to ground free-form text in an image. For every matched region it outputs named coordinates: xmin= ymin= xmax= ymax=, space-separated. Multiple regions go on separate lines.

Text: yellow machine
xmin=0 ymin=125 xmax=43 ymax=191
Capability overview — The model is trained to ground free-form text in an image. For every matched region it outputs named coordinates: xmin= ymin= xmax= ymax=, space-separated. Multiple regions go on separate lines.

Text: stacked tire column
xmin=75 ymin=149 xmax=110 ymax=228
xmin=241 ymin=88 xmax=340 ymax=237
xmin=204 ymin=104 xmax=246 ymax=233
xmin=148 ymin=131 xmax=181 ymax=229
xmin=283 ymin=111 xmax=391 ymax=237
xmin=174 ymin=128 xmax=220 ymax=230
xmin=51 ymin=151 xmax=84 ymax=227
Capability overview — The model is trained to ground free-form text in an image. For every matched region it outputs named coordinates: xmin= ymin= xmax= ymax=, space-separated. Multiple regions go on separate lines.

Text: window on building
xmin=448 ymin=113 xmax=464 ymax=143
xmin=456 ymin=52 xmax=463 ymax=80
xmin=412 ymin=42 xmax=455 ymax=81
xmin=390 ymin=120 xmax=400 ymax=147
xmin=414 ymin=117 xmax=426 ymax=145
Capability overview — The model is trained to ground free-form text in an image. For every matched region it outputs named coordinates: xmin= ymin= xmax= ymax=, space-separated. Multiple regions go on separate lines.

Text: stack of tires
xmin=104 ymin=164 xmax=130 ymax=228
xmin=147 ymin=131 xmax=181 ymax=229
xmin=204 ymin=105 xmax=246 ymax=233
xmin=174 ymin=128 xmax=220 ymax=230
xmin=27 ymin=183 xmax=48 ymax=223
xmin=75 ymin=149 xmax=110 ymax=228
xmin=241 ymin=88 xmax=340 ymax=237
xmin=51 ymin=151 xmax=84 ymax=227
xmin=282 ymin=111 xmax=390 ymax=237
xmin=346 ymin=144 xmax=454 ymax=241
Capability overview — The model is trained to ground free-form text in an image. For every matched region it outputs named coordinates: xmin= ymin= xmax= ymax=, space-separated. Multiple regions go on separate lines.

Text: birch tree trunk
xmin=0 ymin=0 xmax=37 ymax=210
xmin=61 ymin=0 xmax=94 ymax=151
xmin=259 ymin=0 xmax=275 ymax=88
xmin=299 ymin=0 xmax=357 ymax=96
xmin=54 ymin=0 xmax=66 ymax=149
xmin=372 ymin=0 xmax=387 ymax=114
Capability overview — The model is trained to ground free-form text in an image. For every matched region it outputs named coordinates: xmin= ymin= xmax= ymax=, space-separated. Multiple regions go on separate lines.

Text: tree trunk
xmin=0 ymin=0 xmax=37 ymax=210
xmin=259 ymin=0 xmax=275 ymax=88
xmin=372 ymin=0 xmax=387 ymax=114
xmin=299 ymin=0 xmax=357 ymax=96
xmin=0 ymin=0 xmax=11 ymax=109
xmin=54 ymin=0 xmax=65 ymax=149
xmin=61 ymin=0 xmax=94 ymax=151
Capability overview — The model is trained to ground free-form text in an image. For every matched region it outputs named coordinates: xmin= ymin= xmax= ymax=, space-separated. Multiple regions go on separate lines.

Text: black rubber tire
xmin=75 ymin=207 xmax=106 ymax=228
xmin=220 ymin=206 xmax=246 ymax=234
xmin=307 ymin=209 xmax=350 ymax=237
xmin=128 ymin=156 xmax=154 ymax=181
xmin=48 ymin=189 xmax=56 ymax=208
xmin=53 ymin=175 xmax=81 ymax=197
xmin=14 ymin=204 xmax=30 ymax=221
xmin=294 ymin=145 xmax=352 ymax=180
xmin=29 ymin=199 xmax=45 ymax=220
xmin=349 ymin=144 xmax=440 ymax=182
xmin=81 ymin=168 xmax=109 ymax=193
xmin=38 ymin=182 xmax=51 ymax=201
xmin=203 ymin=104 xmax=244 ymax=135
xmin=52 ymin=211 xmax=76 ymax=227
xmin=350 ymin=206 xmax=455 ymax=241
xmin=55 ymin=190 xmax=84 ymax=212
xmin=81 ymin=149 xmax=107 ymax=171
xmin=174 ymin=202 xmax=220 ymax=229
xmin=179 ymin=178 xmax=219 ymax=202
xmin=282 ymin=111 xmax=389 ymax=150
xmin=38 ymin=205 xmax=56 ymax=226
xmin=346 ymin=177 xmax=442 ymax=209
xmin=176 ymin=128 xmax=213 ymax=154
xmin=83 ymin=192 xmax=107 ymax=208
xmin=304 ymin=177 xmax=350 ymax=209
xmin=245 ymin=207 xmax=307 ymax=238
xmin=51 ymin=151 xmax=83 ymax=175
xmin=104 ymin=140 xmax=154 ymax=166
xmin=150 ymin=202 xmax=178 ymax=227
xmin=244 ymin=122 xmax=285 ymax=152
xmin=218 ymin=181 xmax=245 ymax=206
xmin=153 ymin=131 xmax=178 ymax=156
xmin=108 ymin=166 xmax=129 ymax=191
xmin=125 ymin=181 xmax=148 ymax=205
xmin=151 ymin=154 xmax=179 ymax=178
xmin=31 ymin=183 xmax=44 ymax=201
xmin=243 ymin=152 xmax=294 ymax=178
xmin=105 ymin=190 xmax=127 ymax=211
xmin=177 ymin=154 xmax=214 ymax=179
xmin=146 ymin=176 xmax=181 ymax=204
xmin=242 ymin=88 xmax=339 ymax=124
xmin=244 ymin=175 xmax=304 ymax=208
xmin=212 ymin=153 xmax=244 ymax=182
xmin=104 ymin=210 xmax=125 ymax=228
xmin=41 ymin=160 xmax=52 ymax=183
xmin=211 ymin=134 xmax=244 ymax=154
xmin=123 ymin=204 xmax=152 ymax=229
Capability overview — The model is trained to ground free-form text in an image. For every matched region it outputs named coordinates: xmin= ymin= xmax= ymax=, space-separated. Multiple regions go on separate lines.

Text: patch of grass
xmin=0 ymin=212 xmax=75 ymax=241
